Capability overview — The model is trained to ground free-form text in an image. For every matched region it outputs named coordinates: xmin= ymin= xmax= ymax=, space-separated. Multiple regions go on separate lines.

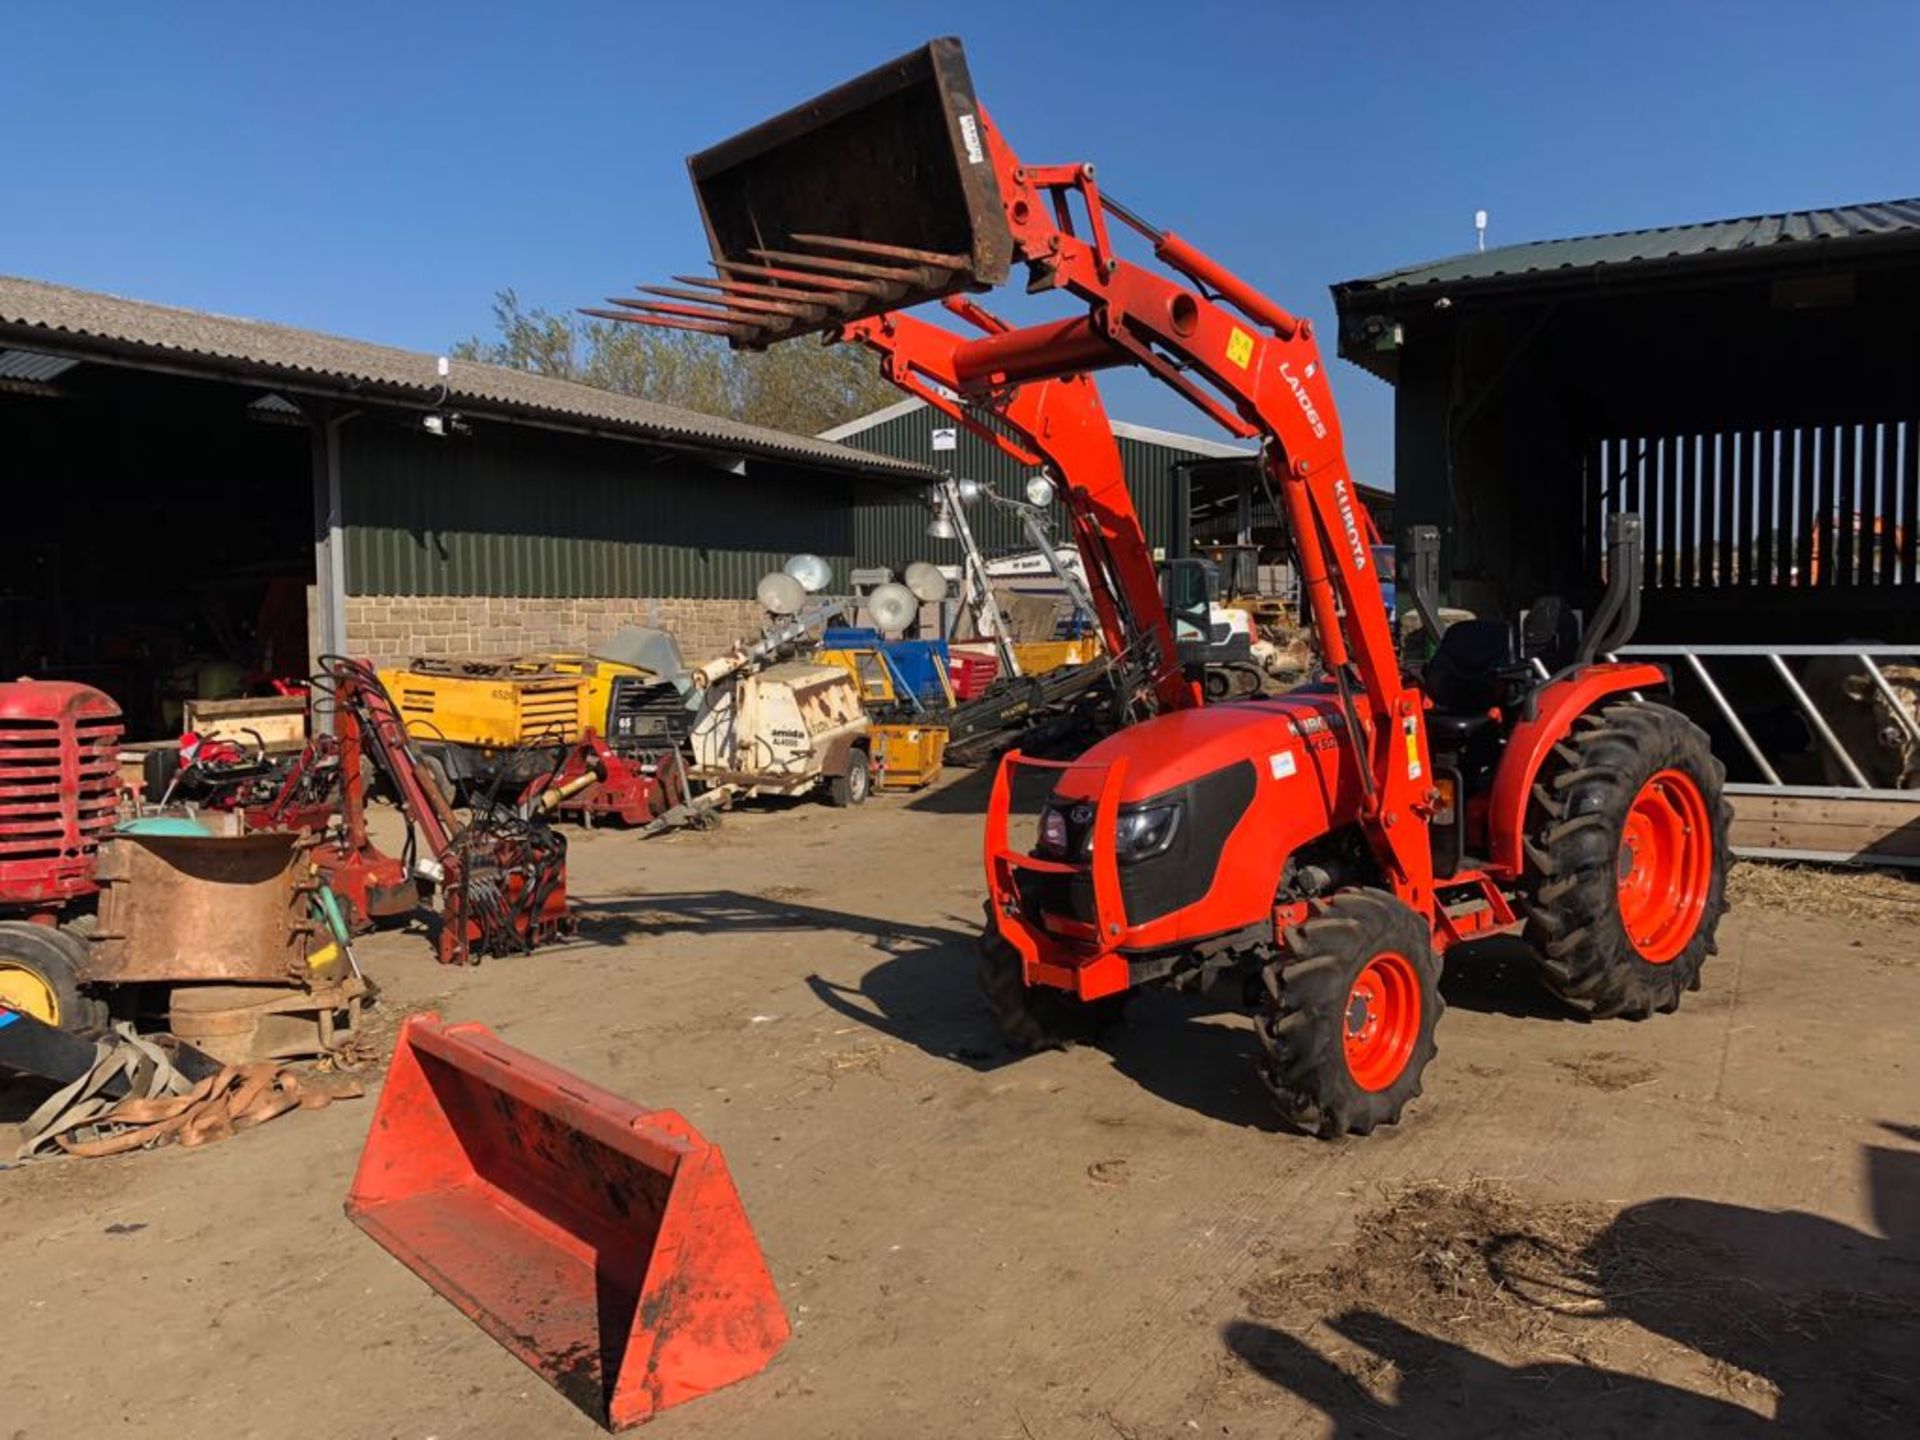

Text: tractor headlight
xmin=1038 ymin=805 xmax=1069 ymax=855
xmin=1113 ymin=802 xmax=1181 ymax=862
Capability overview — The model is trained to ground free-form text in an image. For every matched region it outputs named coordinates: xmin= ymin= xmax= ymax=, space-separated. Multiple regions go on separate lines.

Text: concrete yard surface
xmin=4 ymin=772 xmax=1916 ymax=1438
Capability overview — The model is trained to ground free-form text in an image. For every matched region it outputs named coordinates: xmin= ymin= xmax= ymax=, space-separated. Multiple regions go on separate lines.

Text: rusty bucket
xmin=87 ymin=828 xmax=308 ymax=983
xmin=687 ymin=36 xmax=1011 ymax=341
xmin=346 ymin=1015 xmax=789 ymax=1429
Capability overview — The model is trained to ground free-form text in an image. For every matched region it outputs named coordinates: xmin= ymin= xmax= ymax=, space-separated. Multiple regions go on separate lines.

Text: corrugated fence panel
xmin=839 ymin=404 xmax=1204 ymax=574
xmin=341 ymin=415 xmax=857 ymax=597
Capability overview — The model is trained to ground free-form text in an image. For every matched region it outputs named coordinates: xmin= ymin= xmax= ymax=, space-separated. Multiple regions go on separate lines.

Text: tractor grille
xmin=0 ymin=699 xmax=122 ymax=899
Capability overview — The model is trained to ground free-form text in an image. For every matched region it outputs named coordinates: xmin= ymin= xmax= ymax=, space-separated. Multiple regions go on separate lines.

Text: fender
xmin=1486 ymin=663 xmax=1669 ymax=876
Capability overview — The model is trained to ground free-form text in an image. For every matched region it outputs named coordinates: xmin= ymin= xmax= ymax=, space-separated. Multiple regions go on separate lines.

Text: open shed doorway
xmin=0 ymin=358 xmax=315 ymax=739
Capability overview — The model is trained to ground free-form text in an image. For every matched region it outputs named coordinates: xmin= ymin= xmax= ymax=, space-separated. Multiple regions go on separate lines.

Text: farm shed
xmin=1333 ymin=198 xmax=1920 ymax=862
xmin=821 ymin=397 xmax=1250 ymax=571
xmin=0 ymin=275 xmax=931 ymax=737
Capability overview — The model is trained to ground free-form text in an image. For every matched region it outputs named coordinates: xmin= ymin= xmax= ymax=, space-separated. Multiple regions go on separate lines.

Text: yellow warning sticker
xmin=1226 ymin=326 xmax=1254 ymax=370
xmin=1403 ymin=716 xmax=1423 ymax=780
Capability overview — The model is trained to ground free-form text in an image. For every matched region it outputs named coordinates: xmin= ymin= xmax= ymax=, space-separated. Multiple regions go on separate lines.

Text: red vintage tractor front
xmin=0 ymin=680 xmax=123 ymax=1030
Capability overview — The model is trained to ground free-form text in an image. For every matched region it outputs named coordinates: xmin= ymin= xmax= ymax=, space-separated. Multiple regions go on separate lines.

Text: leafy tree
xmin=453 ymin=289 xmax=898 ymax=436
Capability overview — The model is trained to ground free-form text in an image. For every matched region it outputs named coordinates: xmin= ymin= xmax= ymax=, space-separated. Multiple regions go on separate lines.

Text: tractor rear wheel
xmin=1522 ymin=702 xmax=1731 ymax=1019
xmin=978 ymin=925 xmax=1125 ymax=1050
xmin=0 ymin=921 xmax=104 ymax=1032
xmin=1255 ymin=889 xmax=1442 ymax=1137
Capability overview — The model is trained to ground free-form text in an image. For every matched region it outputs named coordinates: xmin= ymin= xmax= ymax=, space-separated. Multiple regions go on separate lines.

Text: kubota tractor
xmin=612 ymin=38 xmax=1732 ymax=1137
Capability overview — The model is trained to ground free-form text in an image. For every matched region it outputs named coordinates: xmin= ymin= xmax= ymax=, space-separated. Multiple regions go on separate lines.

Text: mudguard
xmin=1485 ymin=662 xmax=1668 ymax=876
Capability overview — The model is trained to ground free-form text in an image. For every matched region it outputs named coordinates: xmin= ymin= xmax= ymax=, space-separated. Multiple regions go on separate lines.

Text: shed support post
xmin=305 ymin=402 xmax=355 ymax=728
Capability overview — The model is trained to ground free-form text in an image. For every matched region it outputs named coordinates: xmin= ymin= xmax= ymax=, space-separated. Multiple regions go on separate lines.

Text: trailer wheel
xmin=1522 ymin=702 xmax=1731 ymax=1019
xmin=828 ymin=748 xmax=870 ymax=807
xmin=0 ymin=921 xmax=103 ymax=1033
xmin=979 ymin=924 xmax=1125 ymax=1050
xmin=1255 ymin=889 xmax=1441 ymax=1137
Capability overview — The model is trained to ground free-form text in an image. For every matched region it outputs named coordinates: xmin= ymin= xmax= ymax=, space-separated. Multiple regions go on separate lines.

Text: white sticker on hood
xmin=1269 ymin=750 xmax=1298 ymax=780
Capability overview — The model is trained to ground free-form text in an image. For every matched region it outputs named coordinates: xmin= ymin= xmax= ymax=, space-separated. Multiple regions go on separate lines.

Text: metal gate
xmin=1614 ymin=643 xmax=1920 ymax=867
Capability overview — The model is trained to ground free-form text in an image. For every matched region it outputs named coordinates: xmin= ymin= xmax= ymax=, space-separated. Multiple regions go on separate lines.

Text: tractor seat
xmin=1421 ymin=619 xmax=1513 ymax=714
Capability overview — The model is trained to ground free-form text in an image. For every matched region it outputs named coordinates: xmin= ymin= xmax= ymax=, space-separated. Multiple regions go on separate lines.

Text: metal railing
xmin=1611 ymin=643 xmax=1920 ymax=866
xmin=1613 ymin=643 xmax=1920 ymax=797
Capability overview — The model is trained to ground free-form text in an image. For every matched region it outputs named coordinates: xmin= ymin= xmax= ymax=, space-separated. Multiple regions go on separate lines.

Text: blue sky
xmin=6 ymin=1 xmax=1915 ymax=485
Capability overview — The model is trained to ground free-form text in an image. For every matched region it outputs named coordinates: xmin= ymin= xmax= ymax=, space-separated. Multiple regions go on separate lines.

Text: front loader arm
xmin=590 ymin=37 xmax=1431 ymax=904
xmin=837 ymin=304 xmax=1196 ymax=716
xmin=942 ymin=112 xmax=1432 ymax=905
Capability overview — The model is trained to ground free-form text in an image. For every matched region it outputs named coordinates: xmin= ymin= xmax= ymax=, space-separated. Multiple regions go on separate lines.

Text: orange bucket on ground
xmin=346 ymin=1014 xmax=789 ymax=1428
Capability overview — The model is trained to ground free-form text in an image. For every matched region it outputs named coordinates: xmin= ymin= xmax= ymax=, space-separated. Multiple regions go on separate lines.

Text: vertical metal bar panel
xmin=1836 ymin=422 xmax=1856 ymax=587
xmin=1768 ymin=652 xmax=1871 ymax=788
xmin=1902 ymin=418 xmax=1918 ymax=584
xmin=1756 ymin=427 xmax=1774 ymax=585
xmin=1719 ymin=431 xmax=1736 ymax=586
xmin=1875 ymin=422 xmax=1897 ymax=587
xmin=1677 ymin=432 xmax=1696 ymax=588
xmin=1626 ymin=437 xmax=1644 ymax=577
xmin=1651 ymin=434 xmax=1668 ymax=588
xmin=1796 ymin=426 xmax=1817 ymax=588
xmin=1862 ymin=422 xmax=1879 ymax=587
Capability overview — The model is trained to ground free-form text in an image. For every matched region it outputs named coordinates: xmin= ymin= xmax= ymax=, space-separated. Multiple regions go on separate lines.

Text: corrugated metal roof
xmin=1337 ymin=197 xmax=1920 ymax=299
xmin=0 ymin=273 xmax=933 ymax=481
xmin=0 ymin=346 xmax=79 ymax=382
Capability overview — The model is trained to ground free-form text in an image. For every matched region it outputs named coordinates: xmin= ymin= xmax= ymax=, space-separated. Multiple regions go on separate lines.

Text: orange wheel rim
xmin=1343 ymin=951 xmax=1421 ymax=1092
xmin=1617 ymin=768 xmax=1712 ymax=963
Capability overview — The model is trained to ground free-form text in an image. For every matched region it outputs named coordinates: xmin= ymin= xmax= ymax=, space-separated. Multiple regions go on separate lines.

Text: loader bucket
xmin=687 ymin=35 xmax=1012 ymax=341
xmin=346 ymin=1014 xmax=789 ymax=1429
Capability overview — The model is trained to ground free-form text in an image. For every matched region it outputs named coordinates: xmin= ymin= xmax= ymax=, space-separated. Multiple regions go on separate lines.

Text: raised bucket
xmin=346 ymin=1014 xmax=789 ymax=1428
xmin=687 ymin=36 xmax=1011 ymax=340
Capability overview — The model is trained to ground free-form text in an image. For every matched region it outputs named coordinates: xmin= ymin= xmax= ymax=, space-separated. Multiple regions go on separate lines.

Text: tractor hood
xmin=1052 ymin=691 xmax=1352 ymax=807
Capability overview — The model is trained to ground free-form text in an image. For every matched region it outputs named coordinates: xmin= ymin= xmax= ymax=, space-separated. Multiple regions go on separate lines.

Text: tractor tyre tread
xmin=978 ymin=923 xmax=1125 ymax=1051
xmin=1520 ymin=701 xmax=1731 ymax=1019
xmin=1254 ymin=888 xmax=1442 ymax=1139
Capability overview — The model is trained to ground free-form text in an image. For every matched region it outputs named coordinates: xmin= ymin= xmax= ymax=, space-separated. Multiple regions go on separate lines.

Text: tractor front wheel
xmin=978 ymin=925 xmax=1125 ymax=1050
xmin=1522 ymin=702 xmax=1731 ymax=1018
xmin=1255 ymin=889 xmax=1442 ymax=1137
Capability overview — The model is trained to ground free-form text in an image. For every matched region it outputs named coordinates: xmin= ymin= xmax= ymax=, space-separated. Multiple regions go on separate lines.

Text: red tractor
xmin=615 ymin=39 xmax=1732 ymax=1136
xmin=0 ymin=680 xmax=123 ymax=1030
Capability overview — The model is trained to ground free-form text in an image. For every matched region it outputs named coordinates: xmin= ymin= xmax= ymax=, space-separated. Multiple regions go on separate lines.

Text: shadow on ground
xmin=1223 ymin=1125 xmax=1920 ymax=1436
xmin=1438 ymin=933 xmax=1582 ymax=1021
xmin=573 ymin=888 xmax=1598 ymax=1134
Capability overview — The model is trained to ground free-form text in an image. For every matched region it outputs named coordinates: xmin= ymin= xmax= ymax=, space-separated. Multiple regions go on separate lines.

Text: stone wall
xmin=343 ymin=594 xmax=768 ymax=668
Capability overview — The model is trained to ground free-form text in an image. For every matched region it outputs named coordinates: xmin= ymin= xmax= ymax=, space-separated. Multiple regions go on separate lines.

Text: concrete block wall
xmin=343 ymin=595 xmax=769 ymax=668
